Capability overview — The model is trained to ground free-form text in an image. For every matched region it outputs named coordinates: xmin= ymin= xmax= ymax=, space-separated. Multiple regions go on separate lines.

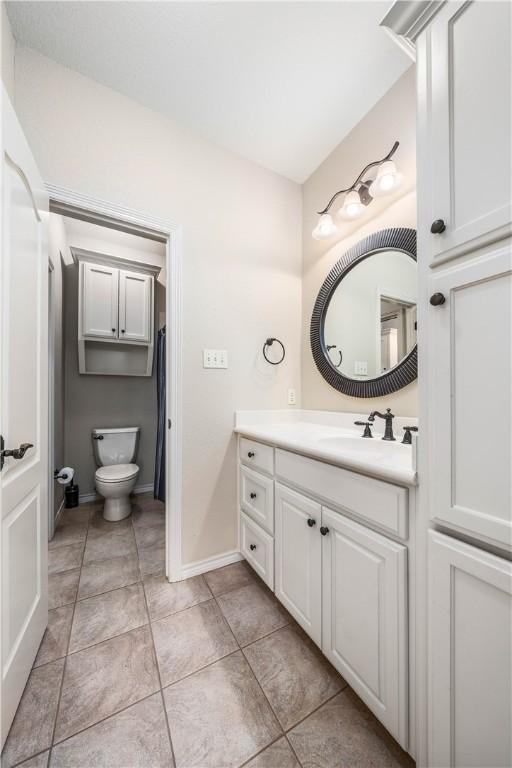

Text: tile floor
xmin=2 ymin=494 xmax=415 ymax=768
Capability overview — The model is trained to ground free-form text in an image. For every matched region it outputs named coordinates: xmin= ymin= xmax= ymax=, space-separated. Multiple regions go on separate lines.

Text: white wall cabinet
xmin=424 ymin=1 xmax=512 ymax=266
xmin=81 ymin=261 xmax=119 ymax=339
xmin=322 ymin=507 xmax=408 ymax=747
xmin=429 ymin=531 xmax=512 ymax=768
xmin=275 ymin=483 xmax=322 ymax=646
xmin=118 ymin=269 xmax=152 ymax=343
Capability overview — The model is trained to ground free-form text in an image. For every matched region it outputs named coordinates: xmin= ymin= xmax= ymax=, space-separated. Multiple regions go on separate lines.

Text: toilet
xmin=92 ymin=427 xmax=140 ymax=521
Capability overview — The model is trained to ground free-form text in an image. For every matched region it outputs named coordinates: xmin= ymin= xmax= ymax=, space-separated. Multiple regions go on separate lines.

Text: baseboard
xmin=78 ymin=483 xmax=154 ymax=505
xmin=181 ymin=549 xmax=243 ymax=580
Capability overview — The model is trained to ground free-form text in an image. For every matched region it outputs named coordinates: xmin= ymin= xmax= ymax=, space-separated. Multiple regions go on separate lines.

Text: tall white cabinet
xmin=384 ymin=2 xmax=512 ymax=766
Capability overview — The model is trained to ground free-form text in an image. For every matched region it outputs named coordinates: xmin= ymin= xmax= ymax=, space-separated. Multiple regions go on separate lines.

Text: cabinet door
xmin=118 ymin=270 xmax=152 ymax=343
xmin=425 ymin=1 xmax=511 ymax=265
xmin=81 ymin=262 xmax=119 ymax=339
xmin=275 ymin=484 xmax=322 ymax=646
xmin=429 ymin=531 xmax=512 ymax=768
xmin=321 ymin=507 xmax=408 ymax=747
xmin=428 ymin=242 xmax=512 ymax=549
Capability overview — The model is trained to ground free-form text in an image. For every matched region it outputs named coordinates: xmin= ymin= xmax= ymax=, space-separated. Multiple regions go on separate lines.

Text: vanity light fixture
xmin=312 ymin=141 xmax=402 ymax=240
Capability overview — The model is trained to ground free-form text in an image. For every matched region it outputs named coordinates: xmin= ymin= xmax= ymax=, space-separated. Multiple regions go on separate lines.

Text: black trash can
xmin=65 ymin=483 xmax=79 ymax=508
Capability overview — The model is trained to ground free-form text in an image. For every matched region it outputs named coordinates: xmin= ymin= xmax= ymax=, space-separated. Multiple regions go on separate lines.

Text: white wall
xmin=12 ymin=47 xmax=302 ymax=566
xmin=302 ymin=67 xmax=417 ymax=416
xmin=1 ymin=2 xmax=15 ymax=99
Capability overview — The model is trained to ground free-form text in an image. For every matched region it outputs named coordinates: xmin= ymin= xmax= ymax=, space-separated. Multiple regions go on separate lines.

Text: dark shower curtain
xmin=154 ymin=325 xmax=166 ymax=502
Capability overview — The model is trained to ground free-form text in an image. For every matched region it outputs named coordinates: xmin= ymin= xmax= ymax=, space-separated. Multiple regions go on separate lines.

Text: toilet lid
xmin=95 ymin=463 xmax=139 ymax=483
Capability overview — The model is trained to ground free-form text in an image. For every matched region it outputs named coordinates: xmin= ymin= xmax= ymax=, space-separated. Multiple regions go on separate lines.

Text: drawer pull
xmin=320 ymin=526 xmax=330 ymax=536
xmin=249 ymin=543 xmax=257 ymax=551
xmin=247 ymin=451 xmax=255 ymax=458
xmin=430 ymin=218 xmax=446 ymax=234
xmin=307 ymin=518 xmax=316 ymax=527
xmin=250 ymin=492 xmax=257 ymax=499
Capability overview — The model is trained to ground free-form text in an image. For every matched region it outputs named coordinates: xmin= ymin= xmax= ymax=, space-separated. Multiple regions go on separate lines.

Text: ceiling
xmin=7 ymin=1 xmax=411 ymax=182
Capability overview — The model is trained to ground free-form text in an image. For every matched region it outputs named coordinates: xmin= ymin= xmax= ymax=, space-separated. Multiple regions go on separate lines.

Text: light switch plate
xmin=287 ymin=388 xmax=297 ymax=405
xmin=354 ymin=361 xmax=368 ymax=376
xmin=203 ymin=349 xmax=228 ymax=369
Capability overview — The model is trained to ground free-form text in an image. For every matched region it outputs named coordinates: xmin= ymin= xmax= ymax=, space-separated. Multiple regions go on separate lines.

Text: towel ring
xmin=263 ymin=337 xmax=285 ymax=365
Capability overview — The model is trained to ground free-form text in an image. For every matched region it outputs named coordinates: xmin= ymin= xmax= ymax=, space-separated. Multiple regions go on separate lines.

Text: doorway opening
xmin=47 ymin=189 xmax=182 ymax=582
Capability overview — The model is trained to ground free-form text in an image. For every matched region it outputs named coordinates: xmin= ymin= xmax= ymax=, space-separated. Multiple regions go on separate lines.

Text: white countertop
xmin=234 ymin=410 xmax=418 ymax=486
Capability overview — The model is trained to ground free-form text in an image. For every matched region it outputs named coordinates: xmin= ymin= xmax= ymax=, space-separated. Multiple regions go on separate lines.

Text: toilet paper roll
xmin=57 ymin=467 xmax=74 ymax=485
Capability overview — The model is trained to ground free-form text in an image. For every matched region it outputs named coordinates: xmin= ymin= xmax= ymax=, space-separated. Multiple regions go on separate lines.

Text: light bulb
xmin=312 ymin=213 xmax=338 ymax=240
xmin=338 ymin=190 xmax=364 ymax=221
xmin=369 ymin=160 xmax=403 ymax=197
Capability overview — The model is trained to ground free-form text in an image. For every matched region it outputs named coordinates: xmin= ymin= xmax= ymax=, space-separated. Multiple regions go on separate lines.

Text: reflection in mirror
xmin=323 ymin=249 xmax=417 ymax=380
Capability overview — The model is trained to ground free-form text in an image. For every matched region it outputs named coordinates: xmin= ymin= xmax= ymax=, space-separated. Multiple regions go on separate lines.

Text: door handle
xmin=0 ymin=440 xmax=34 ymax=469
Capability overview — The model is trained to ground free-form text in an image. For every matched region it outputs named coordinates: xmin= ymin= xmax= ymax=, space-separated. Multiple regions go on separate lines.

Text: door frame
xmin=46 ymin=183 xmax=184 ymax=581
xmin=48 ymin=257 xmax=55 ymax=540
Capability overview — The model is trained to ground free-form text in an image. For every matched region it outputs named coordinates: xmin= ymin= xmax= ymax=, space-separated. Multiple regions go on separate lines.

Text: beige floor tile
xmin=77 ymin=553 xmax=140 ymax=599
xmin=54 ymin=625 xmax=159 ymax=743
xmin=51 ymin=694 xmax=174 ymax=767
xmin=83 ymin=527 xmax=137 ymax=563
xmin=217 ymin=582 xmax=291 ymax=647
xmin=288 ymin=689 xmax=414 ymax=768
xmin=143 ymin=574 xmax=212 ymax=621
xmin=48 ymin=569 xmax=80 ymax=609
xmin=163 ymin=651 xmax=281 ymax=768
xmin=138 ymin=544 xmax=166 ymax=577
xmin=1 ymin=659 xmax=64 ymax=767
xmin=16 ymin=750 xmax=50 ymax=768
xmin=34 ymin=604 xmax=74 ymax=667
xmin=244 ymin=624 xmax=344 ymax=730
xmin=48 ymin=542 xmax=84 ymax=575
xmin=132 ymin=504 xmax=165 ymax=529
xmin=153 ymin=599 xmax=237 ymax=686
xmin=88 ymin=509 xmax=133 ymax=538
xmin=69 ymin=583 xmax=148 ymax=653
xmin=134 ymin=522 xmax=165 ymax=550
xmin=204 ymin=560 xmax=258 ymax=597
xmin=49 ymin=519 xmax=88 ymax=551
xmin=244 ymin=737 xmax=300 ymax=768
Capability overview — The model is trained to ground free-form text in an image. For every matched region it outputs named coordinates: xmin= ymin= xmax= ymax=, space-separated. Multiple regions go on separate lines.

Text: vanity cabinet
xmin=238 ymin=436 xmax=411 ymax=749
xmin=428 ymin=531 xmax=512 ymax=768
xmin=422 ymin=0 xmax=512 ymax=266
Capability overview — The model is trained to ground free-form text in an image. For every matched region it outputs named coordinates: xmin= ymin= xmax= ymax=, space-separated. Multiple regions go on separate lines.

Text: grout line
xmin=47 ymin=506 xmax=93 ymax=766
xmin=284 ymin=688 xmax=344 ymax=735
xmin=238 ymin=733 xmax=291 ymax=768
xmin=284 ymin=733 xmax=304 ymax=767
xmin=135 ymin=515 xmax=178 ymax=768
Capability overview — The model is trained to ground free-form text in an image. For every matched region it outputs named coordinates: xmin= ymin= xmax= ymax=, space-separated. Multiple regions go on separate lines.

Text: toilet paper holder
xmin=54 ymin=468 xmax=71 ymax=483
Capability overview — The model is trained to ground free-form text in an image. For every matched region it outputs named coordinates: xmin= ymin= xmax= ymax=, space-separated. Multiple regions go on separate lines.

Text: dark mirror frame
xmin=310 ymin=227 xmax=417 ymax=398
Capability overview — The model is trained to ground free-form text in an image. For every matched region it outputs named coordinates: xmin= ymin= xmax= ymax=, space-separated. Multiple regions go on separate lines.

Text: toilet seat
xmin=95 ymin=463 xmax=139 ymax=483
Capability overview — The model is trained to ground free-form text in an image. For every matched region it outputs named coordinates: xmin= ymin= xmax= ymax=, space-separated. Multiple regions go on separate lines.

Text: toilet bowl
xmin=92 ymin=427 xmax=140 ymax=521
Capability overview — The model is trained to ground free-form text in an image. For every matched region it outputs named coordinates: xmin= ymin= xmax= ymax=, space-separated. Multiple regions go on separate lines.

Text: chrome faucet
xmin=368 ymin=408 xmax=395 ymax=441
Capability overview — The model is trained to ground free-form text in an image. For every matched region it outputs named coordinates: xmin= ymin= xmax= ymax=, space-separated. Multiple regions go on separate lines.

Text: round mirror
xmin=310 ymin=228 xmax=417 ymax=398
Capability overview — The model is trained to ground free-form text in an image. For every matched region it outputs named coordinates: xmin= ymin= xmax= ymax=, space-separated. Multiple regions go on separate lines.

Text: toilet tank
xmin=92 ymin=427 xmax=140 ymax=466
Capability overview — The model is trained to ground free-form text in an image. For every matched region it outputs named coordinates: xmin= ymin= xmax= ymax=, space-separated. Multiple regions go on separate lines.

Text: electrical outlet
xmin=287 ymin=388 xmax=297 ymax=405
xmin=354 ymin=361 xmax=368 ymax=376
xmin=203 ymin=349 xmax=228 ymax=369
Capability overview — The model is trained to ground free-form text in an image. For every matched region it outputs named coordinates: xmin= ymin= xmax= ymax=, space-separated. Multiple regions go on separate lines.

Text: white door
xmin=1 ymin=90 xmax=49 ymax=746
xmin=321 ymin=507 xmax=408 ymax=748
xmin=118 ymin=270 xmax=152 ymax=343
xmin=429 ymin=531 xmax=512 ymax=768
xmin=428 ymin=242 xmax=512 ymax=549
xmin=275 ymin=484 xmax=322 ymax=646
xmin=425 ymin=1 xmax=511 ymax=265
xmin=81 ymin=261 xmax=119 ymax=339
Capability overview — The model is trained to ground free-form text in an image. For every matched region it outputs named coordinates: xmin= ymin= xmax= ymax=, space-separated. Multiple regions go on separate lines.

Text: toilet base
xmin=103 ymin=495 xmax=132 ymax=522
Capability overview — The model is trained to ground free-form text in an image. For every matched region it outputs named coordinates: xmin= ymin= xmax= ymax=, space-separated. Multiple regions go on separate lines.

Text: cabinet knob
xmin=112 ymin=328 xmax=116 ymax=333
xmin=250 ymin=492 xmax=257 ymax=499
xmin=430 ymin=292 xmax=446 ymax=306
xmin=307 ymin=518 xmax=316 ymax=527
xmin=121 ymin=329 xmax=125 ymax=333
xmin=430 ymin=219 xmax=446 ymax=234
xmin=250 ymin=544 xmax=257 ymax=551
xmin=247 ymin=452 xmax=255 ymax=458
xmin=320 ymin=526 xmax=330 ymax=536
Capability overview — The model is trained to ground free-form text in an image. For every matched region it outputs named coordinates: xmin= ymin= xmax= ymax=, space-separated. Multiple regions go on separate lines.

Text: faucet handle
xmin=386 ymin=408 xmax=395 ymax=417
xmin=402 ymin=425 xmax=418 ymax=444
xmin=354 ymin=421 xmax=373 ymax=438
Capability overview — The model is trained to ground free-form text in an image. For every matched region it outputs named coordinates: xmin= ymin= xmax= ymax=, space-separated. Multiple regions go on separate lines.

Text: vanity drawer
xmin=239 ymin=437 xmax=274 ymax=476
xmin=275 ymin=449 xmax=408 ymax=540
xmin=240 ymin=466 xmax=274 ymax=534
xmin=240 ymin=512 xmax=274 ymax=589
